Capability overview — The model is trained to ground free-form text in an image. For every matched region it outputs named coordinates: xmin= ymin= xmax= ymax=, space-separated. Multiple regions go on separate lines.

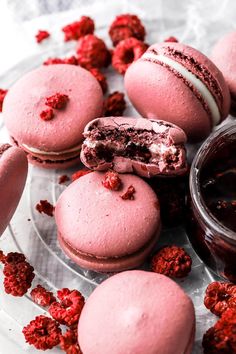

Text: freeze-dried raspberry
xmin=71 ymin=170 xmax=92 ymax=182
xmin=109 ymin=14 xmax=146 ymax=46
xmin=36 ymin=200 xmax=54 ymax=217
xmin=59 ymin=175 xmax=70 ymax=184
xmin=204 ymin=282 xmax=236 ymax=317
xmin=23 ymin=315 xmax=61 ymax=350
xmin=0 ymin=250 xmax=5 ymax=263
xmin=60 ymin=328 xmax=82 ymax=354
xmin=43 ymin=56 xmax=78 ymax=66
xmin=112 ymin=37 xmax=147 ymax=74
xmin=102 ymin=171 xmax=122 ymax=191
xmin=76 ymin=34 xmax=111 ymax=69
xmin=202 ymin=308 xmax=236 ymax=353
xmin=89 ymin=68 xmax=108 ymax=93
xmin=49 ymin=288 xmax=85 ymax=326
xmin=62 ymin=16 xmax=94 ymax=41
xmin=40 ymin=108 xmax=54 ymax=121
xmin=63 ymin=56 xmax=78 ymax=65
xmin=3 ymin=252 xmax=35 ymax=296
xmin=46 ymin=93 xmax=69 ymax=110
xmin=30 ymin=285 xmax=56 ymax=307
xmin=151 ymin=246 xmax=192 ymax=278
xmin=120 ymin=185 xmax=136 ymax=200
xmin=164 ymin=36 xmax=179 ymax=42
xmin=103 ymin=91 xmax=126 ymax=116
xmin=0 ymin=89 xmax=8 ymax=112
xmin=35 ymin=30 xmax=50 ymax=43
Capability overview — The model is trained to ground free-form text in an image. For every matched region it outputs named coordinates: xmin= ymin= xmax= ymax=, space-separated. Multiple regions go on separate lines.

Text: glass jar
xmin=186 ymin=122 xmax=236 ymax=282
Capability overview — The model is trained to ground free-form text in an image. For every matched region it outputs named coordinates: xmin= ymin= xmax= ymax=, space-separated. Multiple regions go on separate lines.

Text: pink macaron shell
xmin=78 ymin=270 xmax=195 ymax=354
xmin=0 ymin=146 xmax=28 ymax=235
xmin=3 ymin=64 xmax=103 ymax=152
xmin=55 ymin=172 xmax=160 ymax=271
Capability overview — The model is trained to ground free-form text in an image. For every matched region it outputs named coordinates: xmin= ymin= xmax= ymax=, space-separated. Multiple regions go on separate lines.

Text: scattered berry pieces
xmin=103 ymin=91 xmax=126 ymax=116
xmin=60 ymin=328 xmax=82 ymax=354
xmin=151 ymin=246 xmax=192 ymax=278
xmin=0 ymin=89 xmax=8 ymax=112
xmin=71 ymin=170 xmax=92 ymax=182
xmin=202 ymin=308 xmax=236 ymax=354
xmin=40 ymin=108 xmax=54 ymax=121
xmin=0 ymin=250 xmax=5 ymax=263
xmin=62 ymin=16 xmax=94 ymax=41
xmin=204 ymin=282 xmax=236 ymax=317
xmin=76 ymin=34 xmax=111 ymax=69
xmin=59 ymin=175 xmax=70 ymax=184
xmin=89 ymin=68 xmax=108 ymax=93
xmin=109 ymin=14 xmax=146 ymax=46
xmin=102 ymin=171 xmax=122 ymax=191
xmin=120 ymin=185 xmax=136 ymax=200
xmin=112 ymin=37 xmax=147 ymax=74
xmin=43 ymin=56 xmax=79 ymax=66
xmin=3 ymin=252 xmax=35 ymax=296
xmin=36 ymin=200 xmax=54 ymax=217
xmin=23 ymin=315 xmax=61 ymax=350
xmin=35 ymin=30 xmax=50 ymax=43
xmin=49 ymin=288 xmax=85 ymax=326
xmin=31 ymin=285 xmax=56 ymax=307
xmin=164 ymin=36 xmax=179 ymax=42
xmin=46 ymin=93 xmax=69 ymax=110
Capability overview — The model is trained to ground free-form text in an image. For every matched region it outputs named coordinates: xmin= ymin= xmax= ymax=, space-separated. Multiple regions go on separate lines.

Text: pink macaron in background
xmin=0 ymin=144 xmax=28 ymax=236
xmin=81 ymin=116 xmax=188 ymax=178
xmin=125 ymin=42 xmax=230 ymax=142
xmin=3 ymin=64 xmax=103 ymax=169
xmin=211 ymin=31 xmax=236 ymax=116
xmin=78 ymin=270 xmax=195 ymax=354
xmin=55 ymin=171 xmax=161 ymax=272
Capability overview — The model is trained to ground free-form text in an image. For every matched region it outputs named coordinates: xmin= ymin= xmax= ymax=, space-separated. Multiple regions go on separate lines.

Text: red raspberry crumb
xmin=164 ymin=36 xmax=179 ymax=43
xmin=35 ymin=30 xmax=50 ymax=43
xmin=204 ymin=282 xmax=236 ymax=317
xmin=49 ymin=288 xmax=85 ymax=326
xmin=202 ymin=308 xmax=236 ymax=353
xmin=109 ymin=14 xmax=146 ymax=46
xmin=36 ymin=200 xmax=54 ymax=217
xmin=0 ymin=89 xmax=8 ymax=112
xmin=30 ymin=285 xmax=56 ymax=307
xmin=46 ymin=93 xmax=69 ymax=110
xmin=60 ymin=328 xmax=82 ymax=354
xmin=112 ymin=37 xmax=148 ymax=74
xmin=103 ymin=91 xmax=126 ymax=116
xmin=43 ymin=56 xmax=78 ymax=66
xmin=76 ymin=34 xmax=111 ymax=69
xmin=3 ymin=252 xmax=35 ymax=296
xmin=89 ymin=68 xmax=108 ymax=94
xmin=102 ymin=171 xmax=122 ymax=191
xmin=23 ymin=315 xmax=61 ymax=350
xmin=63 ymin=56 xmax=78 ymax=65
xmin=62 ymin=16 xmax=94 ymax=41
xmin=151 ymin=246 xmax=192 ymax=278
xmin=59 ymin=175 xmax=70 ymax=184
xmin=120 ymin=185 xmax=136 ymax=200
xmin=0 ymin=250 xmax=5 ymax=263
xmin=71 ymin=170 xmax=92 ymax=182
xmin=40 ymin=108 xmax=54 ymax=121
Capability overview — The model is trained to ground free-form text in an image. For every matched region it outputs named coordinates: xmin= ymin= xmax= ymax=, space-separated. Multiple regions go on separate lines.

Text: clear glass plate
xmin=0 ymin=14 xmax=227 ymax=353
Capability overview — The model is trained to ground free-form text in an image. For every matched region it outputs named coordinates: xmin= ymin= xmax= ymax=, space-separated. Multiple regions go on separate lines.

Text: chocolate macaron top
xmin=81 ymin=117 xmax=187 ymax=178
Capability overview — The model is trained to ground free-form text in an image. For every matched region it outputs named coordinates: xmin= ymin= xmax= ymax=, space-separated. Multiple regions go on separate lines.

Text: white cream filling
xmin=22 ymin=143 xmax=81 ymax=156
xmin=142 ymin=52 xmax=221 ymax=126
xmin=149 ymin=143 xmax=177 ymax=155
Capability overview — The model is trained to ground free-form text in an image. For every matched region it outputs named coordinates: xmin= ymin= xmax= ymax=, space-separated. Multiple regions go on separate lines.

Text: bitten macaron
xmin=125 ymin=42 xmax=230 ymax=142
xmin=0 ymin=144 xmax=28 ymax=235
xmin=78 ymin=270 xmax=195 ymax=354
xmin=55 ymin=171 xmax=161 ymax=272
xmin=3 ymin=64 xmax=103 ymax=169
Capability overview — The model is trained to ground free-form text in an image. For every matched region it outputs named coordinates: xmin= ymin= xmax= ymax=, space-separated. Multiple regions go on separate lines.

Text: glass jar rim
xmin=190 ymin=121 xmax=236 ymax=241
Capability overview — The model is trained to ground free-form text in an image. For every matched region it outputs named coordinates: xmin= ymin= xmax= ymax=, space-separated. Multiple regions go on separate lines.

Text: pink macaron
xmin=80 ymin=116 xmax=187 ymax=178
xmin=125 ymin=42 xmax=230 ymax=142
xmin=211 ymin=31 xmax=236 ymax=115
xmin=78 ymin=270 xmax=195 ymax=354
xmin=55 ymin=171 xmax=161 ymax=272
xmin=0 ymin=144 xmax=28 ymax=235
xmin=3 ymin=64 xmax=103 ymax=169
